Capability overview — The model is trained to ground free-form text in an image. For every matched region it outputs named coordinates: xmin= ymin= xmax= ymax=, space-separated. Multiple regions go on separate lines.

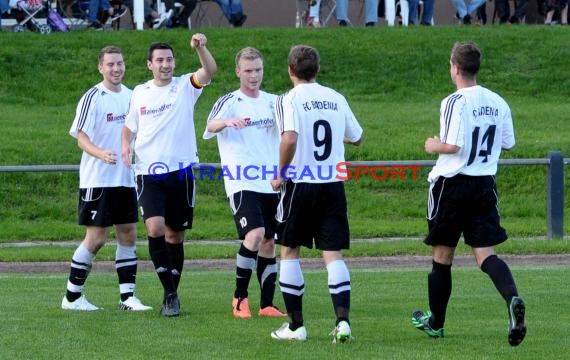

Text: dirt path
xmin=1 ymin=254 xmax=568 ymax=273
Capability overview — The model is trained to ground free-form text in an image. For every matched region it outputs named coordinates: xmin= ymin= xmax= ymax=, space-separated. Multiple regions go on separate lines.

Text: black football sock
xmin=257 ymin=255 xmax=277 ymax=308
xmin=428 ymin=260 xmax=452 ymax=330
xmin=234 ymin=244 xmax=256 ymax=299
xmin=282 ymin=292 xmax=304 ymax=330
xmin=148 ymin=236 xmax=176 ymax=297
xmin=481 ymin=254 xmax=519 ymax=304
xmin=165 ymin=242 xmax=184 ymax=291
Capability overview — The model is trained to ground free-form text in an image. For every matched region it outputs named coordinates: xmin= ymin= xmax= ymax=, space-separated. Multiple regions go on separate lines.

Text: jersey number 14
xmin=467 ymin=125 xmax=496 ymax=166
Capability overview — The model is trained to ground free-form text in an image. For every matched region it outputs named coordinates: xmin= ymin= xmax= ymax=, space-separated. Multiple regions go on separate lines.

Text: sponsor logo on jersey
xmin=245 ymin=117 xmax=274 ymax=128
xmin=106 ymin=113 xmax=127 ymax=123
xmin=140 ymin=103 xmax=173 ymax=116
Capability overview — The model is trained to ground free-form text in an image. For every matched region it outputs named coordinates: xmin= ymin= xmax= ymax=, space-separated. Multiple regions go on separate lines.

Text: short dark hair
xmin=148 ymin=42 xmax=174 ymax=61
xmin=450 ymin=41 xmax=481 ymax=79
xmin=288 ymin=45 xmax=320 ymax=81
xmin=98 ymin=46 xmax=122 ymax=64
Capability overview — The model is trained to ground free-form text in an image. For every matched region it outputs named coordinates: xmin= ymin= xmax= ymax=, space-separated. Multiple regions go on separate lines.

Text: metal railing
xmin=1 ymin=151 xmax=566 ymax=238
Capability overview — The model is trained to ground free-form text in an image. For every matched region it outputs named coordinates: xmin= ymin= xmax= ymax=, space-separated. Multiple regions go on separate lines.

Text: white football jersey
xmin=203 ymin=90 xmax=278 ymax=196
xmin=274 ymin=83 xmax=363 ymax=184
xmin=428 ymin=85 xmax=516 ymax=182
xmin=125 ymin=73 xmax=203 ymax=176
xmin=69 ymin=82 xmax=134 ymax=188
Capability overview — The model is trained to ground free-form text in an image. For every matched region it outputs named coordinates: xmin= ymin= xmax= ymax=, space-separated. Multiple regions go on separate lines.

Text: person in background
xmin=306 ymin=0 xmax=322 ymax=27
xmin=86 ymin=0 xmax=127 ymax=30
xmin=0 ymin=0 xmax=10 ymax=30
xmin=494 ymin=0 xmax=529 ymax=23
xmin=451 ymin=0 xmax=486 ymax=24
xmin=216 ymin=0 xmax=246 ymax=27
xmin=336 ymin=0 xmax=379 ymax=26
xmin=543 ymin=0 xmax=568 ymax=25
xmin=407 ymin=0 xmax=435 ymax=25
xmin=62 ymin=46 xmax=152 ymax=312
xmin=475 ymin=2 xmax=487 ymax=25
xmin=155 ymin=0 xmax=197 ymax=28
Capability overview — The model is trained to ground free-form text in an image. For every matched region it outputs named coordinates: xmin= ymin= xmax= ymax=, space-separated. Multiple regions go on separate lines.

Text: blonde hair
xmin=235 ymin=47 xmax=263 ymax=68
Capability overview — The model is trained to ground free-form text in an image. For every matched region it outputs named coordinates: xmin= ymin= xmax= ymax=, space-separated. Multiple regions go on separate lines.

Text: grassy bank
xmin=0 ymin=26 xmax=569 ymax=242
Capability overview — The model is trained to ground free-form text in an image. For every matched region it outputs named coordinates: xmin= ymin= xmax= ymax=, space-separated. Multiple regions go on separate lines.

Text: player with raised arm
xmin=410 ymin=41 xmax=526 ymax=347
xmin=122 ymin=34 xmax=217 ymax=317
xmin=270 ymin=45 xmax=363 ymax=343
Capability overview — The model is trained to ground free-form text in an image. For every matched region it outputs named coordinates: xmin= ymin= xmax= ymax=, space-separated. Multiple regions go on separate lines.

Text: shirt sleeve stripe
xmin=442 ymin=93 xmax=462 ymax=143
xmin=208 ymin=93 xmax=234 ymax=120
xmin=75 ymin=87 xmax=99 ymax=133
xmin=275 ymin=94 xmax=285 ymax=134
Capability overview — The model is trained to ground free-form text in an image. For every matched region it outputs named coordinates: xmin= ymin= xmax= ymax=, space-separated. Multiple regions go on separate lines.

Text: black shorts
xmin=78 ymin=187 xmax=138 ymax=227
xmin=276 ymin=181 xmax=350 ymax=251
xmin=425 ymin=174 xmax=507 ymax=248
xmin=229 ymin=191 xmax=279 ymax=240
xmin=136 ymin=169 xmax=195 ymax=231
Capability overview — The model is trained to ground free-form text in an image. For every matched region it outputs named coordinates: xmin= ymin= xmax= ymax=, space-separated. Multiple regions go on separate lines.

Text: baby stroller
xmin=11 ymin=0 xmax=51 ymax=33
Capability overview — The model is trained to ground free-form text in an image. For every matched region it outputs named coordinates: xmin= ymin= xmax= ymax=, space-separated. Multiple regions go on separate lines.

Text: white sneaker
xmin=271 ymin=322 xmax=307 ymax=341
xmin=329 ymin=320 xmax=353 ymax=343
xmin=119 ymin=296 xmax=153 ymax=311
xmin=152 ymin=9 xmax=173 ymax=29
xmin=61 ymin=295 xmax=100 ymax=311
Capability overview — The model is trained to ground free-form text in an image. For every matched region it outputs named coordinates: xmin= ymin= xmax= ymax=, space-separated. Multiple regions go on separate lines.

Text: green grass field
xmin=0 ymin=26 xmax=569 ymax=242
xmin=0 ymin=266 xmax=567 ymax=359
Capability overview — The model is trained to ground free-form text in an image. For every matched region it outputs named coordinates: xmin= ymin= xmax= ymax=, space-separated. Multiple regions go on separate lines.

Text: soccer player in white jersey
xmin=121 ymin=34 xmax=217 ymax=317
xmin=62 ymin=46 xmax=152 ymax=312
xmin=410 ymin=42 xmax=526 ymax=347
xmin=203 ymin=47 xmax=286 ymax=320
xmin=270 ymin=45 xmax=363 ymax=342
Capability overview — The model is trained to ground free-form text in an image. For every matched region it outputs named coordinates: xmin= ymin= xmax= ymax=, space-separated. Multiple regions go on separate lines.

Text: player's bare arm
xmin=121 ymin=127 xmax=135 ymax=168
xmin=77 ymin=131 xmax=117 ymax=165
xmin=206 ymin=117 xmax=248 ymax=133
xmin=271 ymin=131 xmax=297 ymax=190
xmin=190 ymin=33 xmax=217 ymax=87
xmin=424 ymin=136 xmax=460 ymax=155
